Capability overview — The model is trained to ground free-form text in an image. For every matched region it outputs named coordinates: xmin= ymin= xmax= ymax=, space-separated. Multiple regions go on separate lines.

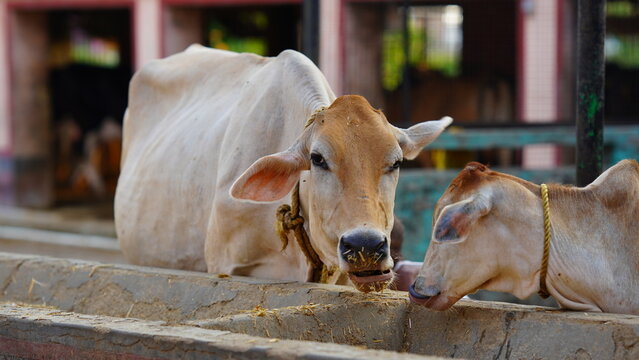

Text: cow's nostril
xmin=341 ymin=233 xmax=385 ymax=250
xmin=339 ymin=230 xmax=388 ymax=263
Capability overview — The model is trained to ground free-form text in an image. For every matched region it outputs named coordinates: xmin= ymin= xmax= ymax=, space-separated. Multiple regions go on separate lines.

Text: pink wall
xmin=319 ymin=0 xmax=343 ymax=95
xmin=135 ymin=0 xmax=161 ymax=69
xmin=0 ymin=1 xmax=9 ymax=154
xmin=519 ymin=0 xmax=562 ymax=169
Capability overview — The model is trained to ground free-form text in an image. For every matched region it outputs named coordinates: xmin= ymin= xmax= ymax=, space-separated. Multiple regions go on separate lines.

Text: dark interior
xmin=47 ymin=9 xmax=132 ymax=203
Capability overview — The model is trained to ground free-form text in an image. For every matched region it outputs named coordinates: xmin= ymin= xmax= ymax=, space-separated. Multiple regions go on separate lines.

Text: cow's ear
xmin=393 ymin=116 xmax=452 ymax=160
xmin=432 ymin=195 xmax=491 ymax=244
xmin=230 ymin=150 xmax=309 ymax=202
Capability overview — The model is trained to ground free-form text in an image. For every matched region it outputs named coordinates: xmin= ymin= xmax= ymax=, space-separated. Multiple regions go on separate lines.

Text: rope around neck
xmin=275 ymin=107 xmax=328 ymax=283
xmin=538 ymin=183 xmax=551 ymax=298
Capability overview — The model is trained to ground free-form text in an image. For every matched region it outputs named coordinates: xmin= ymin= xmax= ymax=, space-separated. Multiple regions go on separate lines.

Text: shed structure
xmin=0 ymin=0 xmax=637 ymax=208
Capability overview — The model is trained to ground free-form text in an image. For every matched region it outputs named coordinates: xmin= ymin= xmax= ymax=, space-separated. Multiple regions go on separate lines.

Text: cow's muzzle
xmin=409 ymin=277 xmax=456 ymax=310
xmin=339 ymin=229 xmax=389 ymax=265
xmin=408 ymin=283 xmax=441 ymax=301
xmin=339 ymin=229 xmax=393 ymax=292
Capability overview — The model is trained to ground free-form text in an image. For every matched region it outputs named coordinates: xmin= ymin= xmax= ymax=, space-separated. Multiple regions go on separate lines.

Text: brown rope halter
xmin=275 ymin=107 xmax=329 ymax=283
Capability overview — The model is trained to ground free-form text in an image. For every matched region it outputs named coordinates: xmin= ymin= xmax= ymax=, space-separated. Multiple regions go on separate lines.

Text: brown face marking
xmin=434 ymin=163 xmax=488 ymax=222
xmin=447 ymin=162 xmax=488 ymax=195
xmin=309 ymin=95 xmax=399 ymax=226
xmin=434 ymin=162 xmax=538 ymax=221
xmin=304 ymin=95 xmax=401 ymax=270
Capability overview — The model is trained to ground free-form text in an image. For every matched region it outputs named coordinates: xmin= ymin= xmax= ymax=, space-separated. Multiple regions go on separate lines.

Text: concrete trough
xmin=0 ymin=253 xmax=638 ymax=359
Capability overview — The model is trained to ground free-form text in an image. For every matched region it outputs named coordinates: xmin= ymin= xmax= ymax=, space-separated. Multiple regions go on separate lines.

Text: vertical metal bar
xmin=401 ymin=0 xmax=411 ymax=127
xmin=302 ymin=0 xmax=320 ymax=65
xmin=576 ymin=0 xmax=606 ymax=186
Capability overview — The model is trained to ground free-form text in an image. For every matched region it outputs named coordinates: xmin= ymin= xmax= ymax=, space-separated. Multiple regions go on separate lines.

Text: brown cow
xmin=410 ymin=160 xmax=639 ymax=314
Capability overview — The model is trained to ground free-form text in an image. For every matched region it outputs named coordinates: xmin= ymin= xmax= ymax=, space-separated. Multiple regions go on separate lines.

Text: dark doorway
xmin=47 ymin=9 xmax=132 ymax=203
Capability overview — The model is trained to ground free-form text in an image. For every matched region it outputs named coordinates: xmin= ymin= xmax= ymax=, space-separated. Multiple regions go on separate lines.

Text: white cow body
xmin=116 ymin=46 xmax=333 ymax=279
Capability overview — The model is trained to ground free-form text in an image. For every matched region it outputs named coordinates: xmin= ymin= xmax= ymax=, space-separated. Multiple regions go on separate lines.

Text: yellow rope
xmin=275 ymin=106 xmax=328 ymax=283
xmin=538 ymin=183 xmax=551 ymax=298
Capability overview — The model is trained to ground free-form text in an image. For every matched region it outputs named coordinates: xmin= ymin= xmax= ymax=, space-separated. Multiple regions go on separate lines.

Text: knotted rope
xmin=538 ymin=183 xmax=552 ymax=298
xmin=275 ymin=106 xmax=328 ymax=283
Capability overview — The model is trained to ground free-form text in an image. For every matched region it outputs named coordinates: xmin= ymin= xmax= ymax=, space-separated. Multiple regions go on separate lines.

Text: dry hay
xmin=243 ymin=304 xmax=273 ymax=317
xmin=242 ymin=303 xmax=322 ymax=318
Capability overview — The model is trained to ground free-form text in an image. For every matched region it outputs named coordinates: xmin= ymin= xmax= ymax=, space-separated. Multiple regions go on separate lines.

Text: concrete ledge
xmin=0 ymin=253 xmax=405 ymax=323
xmin=0 ymin=305 xmax=438 ymax=360
xmin=404 ymin=300 xmax=639 ymax=359
xmin=1 ymin=253 xmax=638 ymax=359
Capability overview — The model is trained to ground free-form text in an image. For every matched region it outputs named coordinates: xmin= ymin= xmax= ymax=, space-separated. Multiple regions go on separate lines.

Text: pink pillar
xmin=519 ymin=0 xmax=562 ymax=169
xmin=0 ymin=1 xmax=10 ymax=153
xmin=319 ymin=0 xmax=343 ymax=95
xmin=134 ymin=0 xmax=161 ymax=69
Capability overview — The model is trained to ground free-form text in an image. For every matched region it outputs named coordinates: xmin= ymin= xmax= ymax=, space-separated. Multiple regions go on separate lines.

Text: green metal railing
xmin=396 ymin=124 xmax=639 ymax=261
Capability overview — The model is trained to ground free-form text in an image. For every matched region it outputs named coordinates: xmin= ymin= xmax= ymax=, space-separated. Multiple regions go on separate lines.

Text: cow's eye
xmin=389 ymin=159 xmax=402 ymax=172
xmin=311 ymin=153 xmax=329 ymax=170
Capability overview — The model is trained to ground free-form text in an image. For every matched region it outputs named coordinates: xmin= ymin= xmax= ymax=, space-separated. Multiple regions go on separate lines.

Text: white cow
xmin=115 ymin=45 xmax=451 ymax=291
xmin=410 ymin=160 xmax=639 ymax=314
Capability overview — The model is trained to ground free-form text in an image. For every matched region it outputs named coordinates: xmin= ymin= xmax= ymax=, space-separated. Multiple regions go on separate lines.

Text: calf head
xmin=409 ymin=163 xmax=543 ymax=309
xmin=231 ymin=95 xmax=451 ymax=292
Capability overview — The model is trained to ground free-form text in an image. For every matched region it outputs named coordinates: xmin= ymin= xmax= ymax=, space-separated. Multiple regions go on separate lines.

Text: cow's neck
xmin=542 ymin=185 xmax=637 ymax=313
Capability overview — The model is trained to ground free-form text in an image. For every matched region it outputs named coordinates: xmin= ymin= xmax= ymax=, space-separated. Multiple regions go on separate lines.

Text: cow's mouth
xmin=350 ymin=269 xmax=392 ymax=278
xmin=348 ymin=269 xmax=394 ymax=292
xmin=408 ymin=286 xmax=459 ymax=311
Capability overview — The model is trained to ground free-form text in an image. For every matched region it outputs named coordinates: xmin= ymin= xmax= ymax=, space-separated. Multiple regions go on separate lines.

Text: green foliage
xmin=382 ymin=31 xmax=405 ymax=91
xmin=207 ymin=12 xmax=268 ymax=56
xmin=382 ymin=24 xmax=460 ymax=91
xmin=606 ymin=35 xmax=639 ymax=68
xmin=606 ymin=1 xmax=636 ymax=17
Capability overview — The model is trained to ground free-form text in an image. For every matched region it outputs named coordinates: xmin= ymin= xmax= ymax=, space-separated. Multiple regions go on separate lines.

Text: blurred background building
xmin=0 ymin=0 xmax=636 ymax=209
xmin=0 ymin=0 xmax=635 ymax=307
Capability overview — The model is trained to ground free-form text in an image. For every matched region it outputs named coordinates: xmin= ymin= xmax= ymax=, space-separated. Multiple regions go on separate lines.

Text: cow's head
xmin=409 ymin=163 xmax=544 ymax=309
xmin=230 ymin=95 xmax=451 ymax=292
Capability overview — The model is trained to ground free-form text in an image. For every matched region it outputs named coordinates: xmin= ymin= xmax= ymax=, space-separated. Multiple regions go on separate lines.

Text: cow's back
xmin=592 ymin=159 xmax=639 ymax=266
xmin=115 ymin=46 xmax=335 ymax=271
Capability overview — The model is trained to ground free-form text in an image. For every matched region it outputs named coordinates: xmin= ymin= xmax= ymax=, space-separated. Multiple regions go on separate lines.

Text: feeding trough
xmin=1 ymin=253 xmax=637 ymax=359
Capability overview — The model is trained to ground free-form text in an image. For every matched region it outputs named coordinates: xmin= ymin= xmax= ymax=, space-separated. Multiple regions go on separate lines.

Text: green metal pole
xmin=576 ymin=0 xmax=606 ymax=186
xmin=302 ymin=0 xmax=320 ymax=65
